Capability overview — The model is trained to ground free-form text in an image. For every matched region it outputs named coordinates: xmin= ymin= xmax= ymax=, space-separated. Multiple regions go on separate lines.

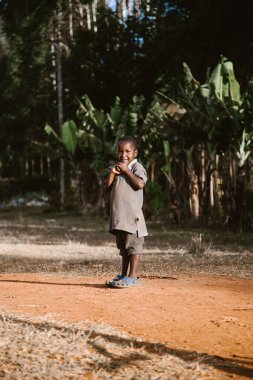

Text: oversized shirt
xmin=109 ymin=159 xmax=148 ymax=237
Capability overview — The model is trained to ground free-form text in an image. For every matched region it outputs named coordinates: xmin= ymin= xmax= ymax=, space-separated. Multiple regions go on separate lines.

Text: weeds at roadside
xmin=188 ymin=234 xmax=212 ymax=256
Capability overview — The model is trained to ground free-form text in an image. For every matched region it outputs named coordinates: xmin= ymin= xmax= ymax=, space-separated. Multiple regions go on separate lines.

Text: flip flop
xmin=105 ymin=274 xmax=124 ymax=287
xmin=112 ymin=276 xmax=141 ymax=288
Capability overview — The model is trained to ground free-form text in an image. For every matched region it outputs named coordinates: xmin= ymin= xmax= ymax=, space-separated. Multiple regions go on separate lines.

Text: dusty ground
xmin=0 ymin=208 xmax=253 ymax=379
xmin=1 ymin=273 xmax=253 ymax=379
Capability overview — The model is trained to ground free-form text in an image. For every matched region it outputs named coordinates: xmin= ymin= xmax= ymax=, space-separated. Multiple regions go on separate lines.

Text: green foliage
xmin=236 ymin=130 xmax=253 ymax=168
xmin=110 ymin=97 xmax=122 ymax=126
xmin=76 ymin=95 xmax=115 ymax=165
xmin=204 ymin=56 xmax=241 ymax=107
xmin=177 ymin=56 xmax=252 ymax=159
xmin=146 ymin=182 xmax=166 ymax=212
xmin=61 ymin=121 xmax=77 ymax=155
xmin=41 ymin=54 xmax=253 ymax=227
xmin=140 ymin=95 xmax=169 ymax=157
xmin=45 ymin=124 xmax=61 ymax=142
xmin=161 ymin=140 xmax=171 ymax=176
xmin=1 ymin=0 xmax=253 ymax=225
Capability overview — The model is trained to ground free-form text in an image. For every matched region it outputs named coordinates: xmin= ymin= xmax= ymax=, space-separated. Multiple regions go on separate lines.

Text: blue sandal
xmin=105 ymin=274 xmax=124 ymax=287
xmin=112 ymin=276 xmax=141 ymax=288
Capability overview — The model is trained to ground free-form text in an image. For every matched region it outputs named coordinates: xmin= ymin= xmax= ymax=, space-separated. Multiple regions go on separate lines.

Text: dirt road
xmin=0 ymin=273 xmax=252 ymax=379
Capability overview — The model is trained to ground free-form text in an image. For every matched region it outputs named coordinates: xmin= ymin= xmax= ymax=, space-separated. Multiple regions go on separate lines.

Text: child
xmin=105 ymin=135 xmax=148 ymax=288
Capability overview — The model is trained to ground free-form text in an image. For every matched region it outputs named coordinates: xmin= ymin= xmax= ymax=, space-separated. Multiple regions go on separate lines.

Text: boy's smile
xmin=116 ymin=141 xmax=137 ymax=165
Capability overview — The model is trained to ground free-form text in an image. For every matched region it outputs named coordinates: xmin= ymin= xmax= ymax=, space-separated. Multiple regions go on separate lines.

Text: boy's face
xmin=117 ymin=141 xmax=137 ymax=165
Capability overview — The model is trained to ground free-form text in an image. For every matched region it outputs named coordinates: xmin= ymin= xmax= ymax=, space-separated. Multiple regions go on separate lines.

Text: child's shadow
xmin=0 ymin=279 xmax=106 ymax=289
xmin=80 ymin=283 xmax=107 ymax=289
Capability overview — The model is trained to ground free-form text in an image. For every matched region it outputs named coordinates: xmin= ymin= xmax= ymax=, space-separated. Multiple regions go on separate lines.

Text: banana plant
xmin=236 ymin=130 xmax=253 ymax=168
xmin=76 ymin=94 xmax=114 ymax=162
xmin=208 ymin=56 xmax=241 ymax=105
xmin=75 ymin=94 xmax=147 ymax=209
xmin=76 ymin=94 xmax=146 ymax=165
xmin=181 ymin=56 xmax=241 ymax=116
xmin=45 ymin=120 xmax=77 ymax=157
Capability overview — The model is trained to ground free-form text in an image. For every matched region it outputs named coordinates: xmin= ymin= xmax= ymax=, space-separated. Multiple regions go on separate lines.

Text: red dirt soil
xmin=0 ymin=273 xmax=252 ymax=378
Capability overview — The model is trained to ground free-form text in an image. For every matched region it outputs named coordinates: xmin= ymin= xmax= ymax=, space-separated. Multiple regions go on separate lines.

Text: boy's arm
xmin=104 ymin=165 xmax=121 ymax=191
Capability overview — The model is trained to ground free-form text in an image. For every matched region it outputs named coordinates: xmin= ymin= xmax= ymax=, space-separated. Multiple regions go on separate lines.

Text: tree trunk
xmin=47 ymin=156 xmax=52 ymax=181
xmin=78 ymin=1 xmax=84 ymax=27
xmin=92 ymin=0 xmax=98 ymax=32
xmin=56 ymin=5 xmax=65 ymax=207
xmin=228 ymin=150 xmax=236 ymax=223
xmin=209 ymin=165 xmax=214 ymax=208
xmin=40 ymin=157 xmax=44 ymax=176
xmin=116 ymin=0 xmax=123 ymax=19
xmin=163 ymin=171 xmax=181 ymax=225
xmin=235 ymin=165 xmax=246 ymax=231
xmin=146 ymin=0 xmax=151 ymax=13
xmin=86 ymin=4 xmax=92 ymax=30
xmin=31 ymin=158 xmax=35 ymax=176
xmin=186 ymin=150 xmax=200 ymax=222
xmin=133 ymin=0 xmax=141 ymax=17
xmin=213 ymin=153 xmax=221 ymax=217
xmin=200 ymin=144 xmax=205 ymax=193
xmin=69 ymin=0 xmax=74 ymax=39
xmin=25 ymin=156 xmax=29 ymax=176
xmin=150 ymin=159 xmax=155 ymax=183
xmin=126 ymin=0 xmax=131 ymax=16
xmin=96 ymin=175 xmax=105 ymax=211
xmin=189 ymin=169 xmax=199 ymax=222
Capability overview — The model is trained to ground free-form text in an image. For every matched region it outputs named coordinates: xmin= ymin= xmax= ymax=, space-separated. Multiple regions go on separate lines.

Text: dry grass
xmin=0 ymin=208 xmax=252 ymax=379
xmin=0 ymin=312 xmax=222 ymax=380
xmin=0 ymin=207 xmax=252 ymax=279
xmin=0 ymin=242 xmax=252 ymax=279
xmin=188 ymin=234 xmax=212 ymax=256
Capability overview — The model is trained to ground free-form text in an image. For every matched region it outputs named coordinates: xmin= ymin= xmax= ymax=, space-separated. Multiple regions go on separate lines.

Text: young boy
xmin=105 ymin=136 xmax=148 ymax=288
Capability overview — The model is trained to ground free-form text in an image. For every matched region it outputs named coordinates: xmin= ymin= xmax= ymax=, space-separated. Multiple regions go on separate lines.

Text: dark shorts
xmin=115 ymin=230 xmax=144 ymax=257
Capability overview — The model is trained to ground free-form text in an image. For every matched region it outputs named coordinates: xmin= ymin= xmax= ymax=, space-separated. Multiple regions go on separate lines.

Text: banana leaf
xmin=61 ymin=120 xmax=77 ymax=155
xmin=209 ymin=62 xmax=222 ymax=100
xmin=110 ymin=96 xmax=122 ymax=125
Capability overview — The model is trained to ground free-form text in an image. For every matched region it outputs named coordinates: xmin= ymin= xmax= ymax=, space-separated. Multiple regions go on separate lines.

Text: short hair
xmin=117 ymin=135 xmax=137 ymax=149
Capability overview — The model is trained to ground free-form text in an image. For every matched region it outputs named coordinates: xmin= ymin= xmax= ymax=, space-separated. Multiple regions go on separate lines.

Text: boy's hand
xmin=111 ymin=164 xmax=121 ymax=175
xmin=116 ymin=162 xmax=129 ymax=173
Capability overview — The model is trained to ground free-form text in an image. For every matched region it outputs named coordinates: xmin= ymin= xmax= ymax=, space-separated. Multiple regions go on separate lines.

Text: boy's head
xmin=116 ymin=135 xmax=138 ymax=165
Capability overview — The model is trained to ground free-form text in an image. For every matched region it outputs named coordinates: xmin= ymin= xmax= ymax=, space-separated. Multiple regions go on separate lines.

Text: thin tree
xmin=55 ymin=1 xmax=65 ymax=206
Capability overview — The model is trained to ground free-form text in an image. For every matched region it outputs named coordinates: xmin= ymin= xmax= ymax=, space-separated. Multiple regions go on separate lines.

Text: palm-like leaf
xmin=61 ymin=120 xmax=77 ymax=155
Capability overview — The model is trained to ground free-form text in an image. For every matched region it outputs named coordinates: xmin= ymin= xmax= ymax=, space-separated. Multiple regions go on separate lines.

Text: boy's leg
xmin=121 ymin=255 xmax=130 ymax=277
xmin=128 ymin=254 xmax=140 ymax=280
xmin=115 ymin=231 xmax=130 ymax=276
xmin=112 ymin=231 xmax=143 ymax=285
xmin=105 ymin=231 xmax=127 ymax=286
xmin=125 ymin=232 xmax=143 ymax=280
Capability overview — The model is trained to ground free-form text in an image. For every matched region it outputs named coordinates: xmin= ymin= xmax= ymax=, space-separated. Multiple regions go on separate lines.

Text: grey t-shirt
xmin=109 ymin=159 xmax=148 ymax=237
